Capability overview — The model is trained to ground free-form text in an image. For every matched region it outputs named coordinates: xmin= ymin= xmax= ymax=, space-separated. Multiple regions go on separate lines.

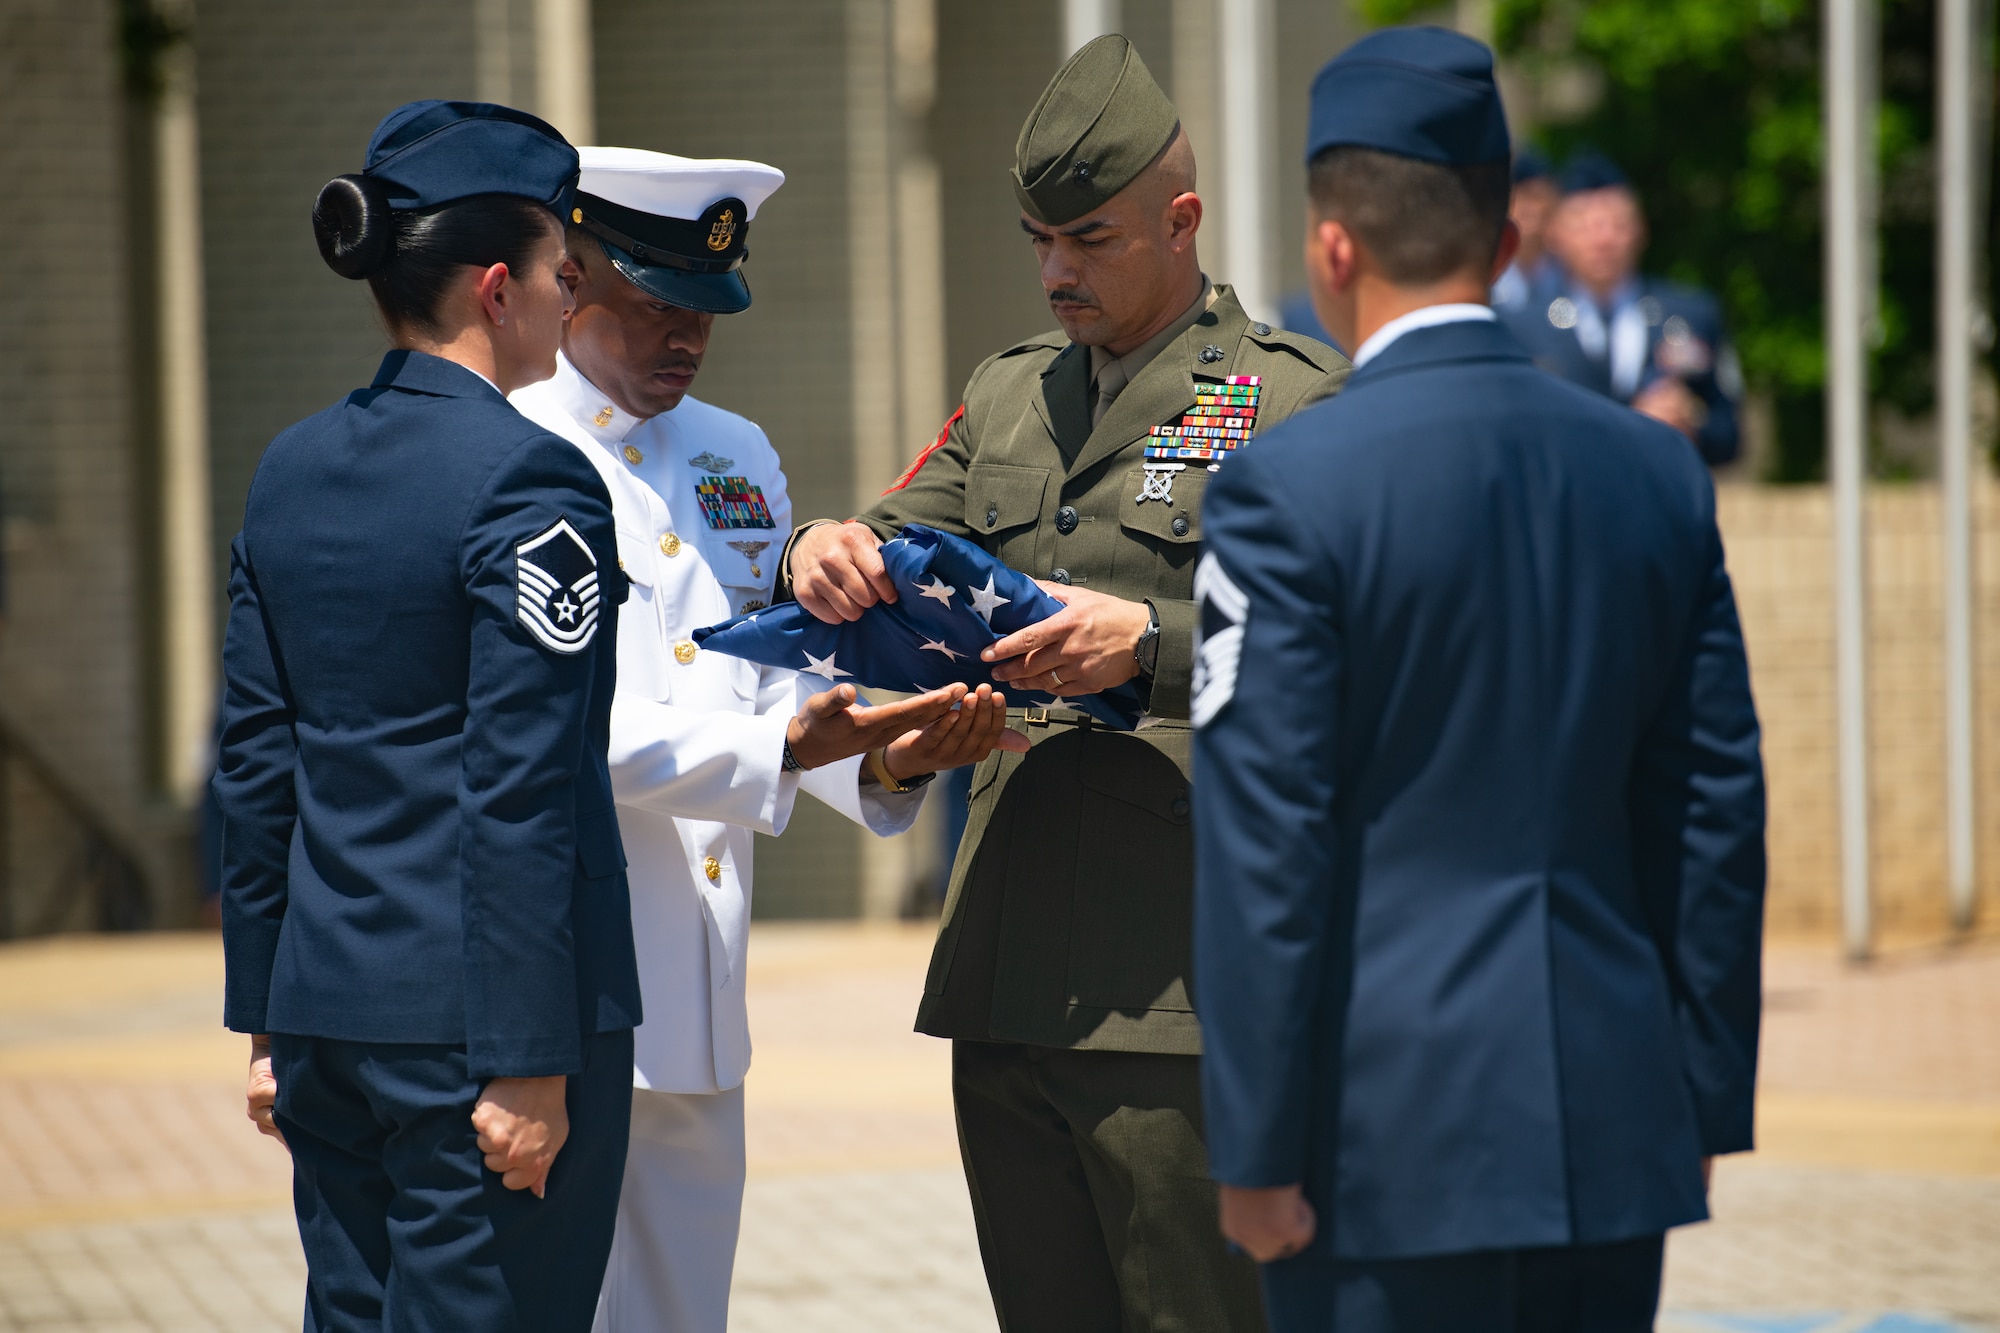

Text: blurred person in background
xmin=510 ymin=147 xmax=1015 ymax=1333
xmin=215 ymin=100 xmax=638 ymax=1332
xmin=1490 ymin=149 xmax=1560 ymax=312
xmin=783 ymin=34 xmax=1347 ymax=1333
xmin=1501 ymin=153 xmax=1743 ymax=467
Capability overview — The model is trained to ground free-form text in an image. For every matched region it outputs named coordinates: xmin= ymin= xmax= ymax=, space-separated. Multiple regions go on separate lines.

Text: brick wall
xmin=0 ymin=0 xmax=169 ymax=931
xmin=196 ymin=0 xmax=481 ymax=591
xmin=1718 ymin=479 xmax=2000 ymax=934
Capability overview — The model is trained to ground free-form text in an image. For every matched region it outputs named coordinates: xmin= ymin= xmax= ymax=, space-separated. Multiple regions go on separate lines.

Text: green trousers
xmin=952 ymin=1040 xmax=1265 ymax=1333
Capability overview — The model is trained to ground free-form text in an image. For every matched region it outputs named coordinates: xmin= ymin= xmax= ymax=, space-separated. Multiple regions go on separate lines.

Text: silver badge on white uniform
xmin=688 ymin=451 xmax=736 ymax=471
xmin=516 ymin=517 xmax=600 ymax=654
xmin=1191 ymin=552 xmax=1248 ymax=728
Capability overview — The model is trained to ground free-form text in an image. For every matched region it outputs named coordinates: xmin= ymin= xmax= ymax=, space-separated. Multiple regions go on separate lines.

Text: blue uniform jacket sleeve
xmin=216 ymin=534 xmax=300 ymax=1034
xmin=1630 ymin=506 xmax=1766 ymax=1155
xmin=1192 ymin=448 xmax=1346 ymax=1189
xmin=457 ymin=434 xmax=619 ymax=1079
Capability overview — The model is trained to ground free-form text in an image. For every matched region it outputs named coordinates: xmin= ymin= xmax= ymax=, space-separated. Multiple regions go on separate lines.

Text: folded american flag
xmin=693 ymin=525 xmax=1143 ymax=731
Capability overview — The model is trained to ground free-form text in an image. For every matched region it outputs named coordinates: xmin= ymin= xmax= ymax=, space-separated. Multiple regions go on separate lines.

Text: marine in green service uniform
xmin=782 ymin=35 xmax=1347 ymax=1332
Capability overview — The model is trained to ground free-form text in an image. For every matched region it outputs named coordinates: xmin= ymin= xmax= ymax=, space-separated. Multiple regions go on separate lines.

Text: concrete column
xmin=1063 ymin=0 xmax=1120 ymax=56
xmin=475 ymin=0 xmax=517 ymax=105
xmin=1824 ymin=0 xmax=1876 ymax=958
xmin=534 ymin=0 xmax=594 ymax=143
xmin=1172 ymin=0 xmax=1222 ymax=269
xmin=847 ymin=0 xmax=947 ymax=918
xmin=1218 ymin=0 xmax=1275 ymax=324
xmin=154 ymin=22 xmax=215 ymax=807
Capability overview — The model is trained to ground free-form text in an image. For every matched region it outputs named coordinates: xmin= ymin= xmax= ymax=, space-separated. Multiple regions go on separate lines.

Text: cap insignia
xmin=706 ymin=208 xmax=737 ymax=252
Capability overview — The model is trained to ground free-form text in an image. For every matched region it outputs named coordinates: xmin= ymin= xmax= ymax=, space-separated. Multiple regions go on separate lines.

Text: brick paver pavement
xmin=0 ymin=926 xmax=1993 ymax=1331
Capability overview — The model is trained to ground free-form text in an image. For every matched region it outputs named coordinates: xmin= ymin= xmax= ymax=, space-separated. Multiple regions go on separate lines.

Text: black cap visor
xmin=599 ymin=238 xmax=752 ymax=314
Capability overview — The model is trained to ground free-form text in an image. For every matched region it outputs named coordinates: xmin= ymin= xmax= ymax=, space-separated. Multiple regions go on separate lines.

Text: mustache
xmin=1046 ymin=288 xmax=1098 ymax=309
xmin=651 ymin=360 xmax=700 ymax=376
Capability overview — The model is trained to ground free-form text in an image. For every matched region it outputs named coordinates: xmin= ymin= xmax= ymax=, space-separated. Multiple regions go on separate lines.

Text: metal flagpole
xmin=1938 ymin=0 xmax=1981 ymax=932
xmin=1826 ymin=0 xmax=1875 ymax=959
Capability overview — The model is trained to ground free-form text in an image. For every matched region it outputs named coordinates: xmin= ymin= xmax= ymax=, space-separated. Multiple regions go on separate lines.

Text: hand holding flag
xmin=695 ymin=525 xmax=1147 ymax=731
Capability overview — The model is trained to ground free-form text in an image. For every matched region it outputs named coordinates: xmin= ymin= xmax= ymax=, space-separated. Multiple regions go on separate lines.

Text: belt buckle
xmin=1023 ymin=706 xmax=1050 ymax=725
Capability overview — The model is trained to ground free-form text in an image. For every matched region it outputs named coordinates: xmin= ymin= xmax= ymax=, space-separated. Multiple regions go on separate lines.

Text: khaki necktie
xmin=1091 ymin=357 xmax=1128 ymax=428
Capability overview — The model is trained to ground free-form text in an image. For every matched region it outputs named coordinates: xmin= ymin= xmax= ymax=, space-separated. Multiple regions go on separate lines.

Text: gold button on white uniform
xmin=659 ymin=533 xmax=681 ymax=557
xmin=622 ymin=445 xmax=643 ymax=465
xmin=702 ymin=857 xmax=722 ymax=883
xmin=673 ymin=639 xmax=697 ymax=664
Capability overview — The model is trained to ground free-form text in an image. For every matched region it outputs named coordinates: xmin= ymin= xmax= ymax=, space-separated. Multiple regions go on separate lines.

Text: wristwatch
xmin=1134 ymin=605 xmax=1162 ymax=679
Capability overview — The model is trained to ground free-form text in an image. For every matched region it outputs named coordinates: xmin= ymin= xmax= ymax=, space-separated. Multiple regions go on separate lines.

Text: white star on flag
xmin=919 ymin=638 xmax=963 ymax=661
xmin=918 ymin=578 xmax=957 ymax=606
xmin=968 ymin=574 xmax=1011 ymax=623
xmin=802 ymin=650 xmax=852 ymax=680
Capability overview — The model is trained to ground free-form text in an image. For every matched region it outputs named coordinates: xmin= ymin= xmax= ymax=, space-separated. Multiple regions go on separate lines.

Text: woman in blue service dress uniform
xmin=213 ymin=100 xmax=642 ymax=1332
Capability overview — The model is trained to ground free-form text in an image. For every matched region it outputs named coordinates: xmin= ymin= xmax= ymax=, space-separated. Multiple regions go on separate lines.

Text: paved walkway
xmin=0 ymin=926 xmax=1994 ymax=1331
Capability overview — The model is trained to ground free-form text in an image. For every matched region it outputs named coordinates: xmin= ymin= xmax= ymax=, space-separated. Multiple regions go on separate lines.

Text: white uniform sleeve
xmin=750 ymin=660 xmax=924 ymax=835
xmin=607 ymin=695 xmax=802 ymax=836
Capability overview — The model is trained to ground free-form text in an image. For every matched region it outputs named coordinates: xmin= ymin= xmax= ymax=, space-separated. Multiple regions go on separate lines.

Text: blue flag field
xmin=693 ymin=525 xmax=1144 ymax=730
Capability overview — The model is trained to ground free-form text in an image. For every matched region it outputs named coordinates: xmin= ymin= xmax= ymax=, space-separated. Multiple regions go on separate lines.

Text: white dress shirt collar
xmin=1350 ymin=303 xmax=1497 ymax=369
xmin=545 ymin=351 xmax=647 ymax=443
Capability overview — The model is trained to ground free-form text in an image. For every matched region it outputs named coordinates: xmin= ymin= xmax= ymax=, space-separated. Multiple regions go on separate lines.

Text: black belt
xmin=1010 ymin=704 xmax=1095 ymax=728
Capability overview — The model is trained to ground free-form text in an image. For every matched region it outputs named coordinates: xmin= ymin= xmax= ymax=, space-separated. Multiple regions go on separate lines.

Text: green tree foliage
xmin=1359 ymin=0 xmax=2000 ymax=480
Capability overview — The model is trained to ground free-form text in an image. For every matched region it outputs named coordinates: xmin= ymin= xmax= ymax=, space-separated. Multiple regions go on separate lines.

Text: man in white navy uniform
xmin=513 ymin=147 xmax=1023 ymax=1333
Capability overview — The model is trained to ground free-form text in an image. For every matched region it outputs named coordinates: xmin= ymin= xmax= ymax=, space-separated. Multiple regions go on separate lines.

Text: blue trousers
xmin=271 ymin=1029 xmax=633 ymax=1333
xmin=1262 ymin=1234 xmax=1665 ymax=1333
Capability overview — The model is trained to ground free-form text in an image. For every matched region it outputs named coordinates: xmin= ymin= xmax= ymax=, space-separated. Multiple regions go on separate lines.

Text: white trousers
xmin=593 ymin=1083 xmax=747 ymax=1333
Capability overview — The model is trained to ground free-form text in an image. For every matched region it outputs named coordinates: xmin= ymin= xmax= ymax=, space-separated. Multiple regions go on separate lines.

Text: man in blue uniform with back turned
xmin=1190 ymin=28 xmax=1766 ymax=1330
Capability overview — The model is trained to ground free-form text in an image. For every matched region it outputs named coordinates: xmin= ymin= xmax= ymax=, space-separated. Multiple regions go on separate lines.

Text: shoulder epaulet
xmin=996 ymin=328 xmax=1068 ymax=360
xmin=963 ymin=331 xmax=1070 ymax=398
xmin=1242 ymin=322 xmax=1350 ymax=375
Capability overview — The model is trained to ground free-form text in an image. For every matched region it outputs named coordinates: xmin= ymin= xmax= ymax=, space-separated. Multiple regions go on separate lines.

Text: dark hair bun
xmin=313 ymin=174 xmax=393 ymax=279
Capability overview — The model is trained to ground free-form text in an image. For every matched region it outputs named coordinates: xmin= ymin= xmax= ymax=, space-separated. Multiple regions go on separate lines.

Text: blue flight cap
xmin=1513 ymin=148 xmax=1550 ymax=184
xmin=362 ymin=100 xmax=580 ymax=215
xmin=1305 ymin=26 xmax=1511 ymax=167
xmin=1559 ymin=150 xmax=1630 ymax=196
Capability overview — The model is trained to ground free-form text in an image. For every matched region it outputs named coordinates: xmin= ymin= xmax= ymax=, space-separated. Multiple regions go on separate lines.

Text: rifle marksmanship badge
xmin=696 ymin=475 xmax=776 ymax=529
xmin=516 ymin=517 xmax=600 ymax=654
xmin=1138 ymin=375 xmax=1262 ymax=504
